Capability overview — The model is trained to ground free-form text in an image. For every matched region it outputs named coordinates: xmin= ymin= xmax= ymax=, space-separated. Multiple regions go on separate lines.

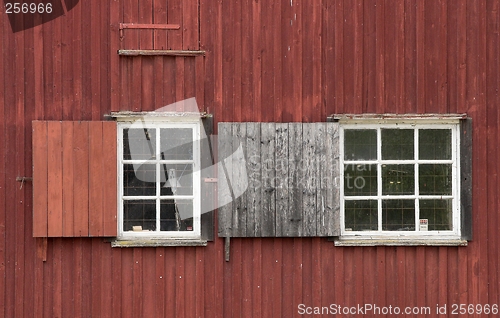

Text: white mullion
xmin=156 ymin=127 xmax=161 ymax=232
xmin=414 ymin=128 xmax=420 ymax=232
xmin=377 ymin=127 xmax=382 ymax=232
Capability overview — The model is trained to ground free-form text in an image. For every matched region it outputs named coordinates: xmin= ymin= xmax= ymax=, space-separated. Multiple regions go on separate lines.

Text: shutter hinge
xmin=204 ymin=178 xmax=217 ymax=183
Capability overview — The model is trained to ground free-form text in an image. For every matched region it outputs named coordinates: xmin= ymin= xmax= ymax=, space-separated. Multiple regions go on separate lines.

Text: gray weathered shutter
xmin=217 ymin=122 xmax=340 ymax=237
xmin=460 ymin=118 xmax=473 ymax=241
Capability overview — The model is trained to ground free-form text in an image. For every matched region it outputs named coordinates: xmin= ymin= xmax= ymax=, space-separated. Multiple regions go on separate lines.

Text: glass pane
xmin=123 ymin=164 xmax=156 ymax=196
xmin=419 ymin=129 xmax=451 ymax=160
xmin=382 ymin=199 xmax=415 ymax=231
xmin=382 ymin=164 xmax=415 ymax=195
xmin=382 ymin=129 xmax=414 ymax=160
xmin=344 ymin=200 xmax=378 ymax=231
xmin=160 ymin=200 xmax=194 ymax=231
xmin=419 ymin=199 xmax=453 ymax=231
xmin=123 ymin=200 xmax=156 ymax=231
xmin=160 ymin=128 xmax=193 ymax=160
xmin=123 ymin=128 xmax=156 ymax=160
xmin=419 ymin=164 xmax=452 ymax=195
xmin=344 ymin=129 xmax=377 ymax=161
xmin=344 ymin=164 xmax=377 ymax=196
xmin=160 ymin=164 xmax=193 ymax=196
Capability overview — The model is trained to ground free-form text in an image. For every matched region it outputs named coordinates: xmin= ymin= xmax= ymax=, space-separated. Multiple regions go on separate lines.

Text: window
xmin=339 ymin=119 xmax=464 ymax=243
xmin=118 ymin=119 xmax=201 ymax=240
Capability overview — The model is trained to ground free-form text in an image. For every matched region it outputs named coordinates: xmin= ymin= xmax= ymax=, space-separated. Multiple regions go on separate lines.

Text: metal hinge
xmin=203 ymin=178 xmax=217 ymax=183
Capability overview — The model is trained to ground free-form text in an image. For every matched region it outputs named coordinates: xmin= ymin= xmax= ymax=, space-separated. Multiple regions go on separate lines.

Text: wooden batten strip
xmin=118 ymin=49 xmax=205 ymax=57
xmin=119 ymin=23 xmax=180 ymax=30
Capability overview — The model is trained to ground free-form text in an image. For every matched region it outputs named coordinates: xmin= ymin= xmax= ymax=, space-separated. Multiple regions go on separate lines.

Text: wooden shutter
xmin=460 ymin=118 xmax=473 ymax=241
xmin=217 ymin=122 xmax=340 ymax=237
xmin=32 ymin=121 xmax=117 ymax=237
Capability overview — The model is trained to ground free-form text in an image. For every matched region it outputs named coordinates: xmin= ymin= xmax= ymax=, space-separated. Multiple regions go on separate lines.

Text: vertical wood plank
xmin=246 ymin=122 xmax=261 ymax=236
xmin=275 ymin=123 xmax=288 ymax=237
xmin=62 ymin=122 xmax=74 ymax=237
xmin=324 ymin=123 xmax=340 ymax=236
xmin=287 ymin=123 xmax=303 ymax=236
xmin=375 ymin=0 xmax=386 ymax=112
xmin=260 ymin=123 xmax=276 ymax=236
xmin=195 ymin=248 xmax=205 ymax=318
xmin=260 ymin=1 xmax=274 ymax=122
xmin=184 ymin=248 xmax=196 ymax=318
xmin=33 ymin=121 xmax=48 ymax=237
xmin=322 ymin=0 xmax=336 ymax=115
xmin=315 ymin=123 xmax=327 ymax=236
xmin=302 ymin=124 xmax=316 ymax=236
xmin=175 ymin=248 xmax=185 ymax=317
xmin=140 ymin=0 xmax=154 ymax=111
xmin=73 ymin=122 xmax=89 ymax=236
xmin=100 ymin=240 xmax=113 ymax=318
xmin=51 ymin=241 xmax=63 ymax=317
xmin=103 ymin=122 xmax=117 ymax=236
xmin=89 ymin=122 xmax=104 ymax=236
xmin=183 ymin=0 xmax=199 ymax=50
xmin=141 ymin=248 xmax=156 ymax=318
xmin=251 ymin=0 xmax=262 ymax=122
xmin=217 ymin=123 xmax=233 ymax=237
xmin=404 ymin=0 xmax=417 ymax=111
xmin=47 ymin=122 xmax=63 ymax=237
xmin=233 ymin=123 xmax=247 ymax=236
xmin=110 ymin=0 xmax=120 ymax=112
xmin=362 ymin=1 xmax=377 ymax=113
xmin=155 ymin=248 xmax=166 ymax=318
xmin=334 ymin=0 xmax=345 ymax=114
xmin=272 ymin=0 xmax=282 ymax=122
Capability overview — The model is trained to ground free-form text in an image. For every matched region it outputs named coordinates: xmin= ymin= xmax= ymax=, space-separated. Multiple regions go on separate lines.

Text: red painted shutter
xmin=32 ymin=121 xmax=117 ymax=237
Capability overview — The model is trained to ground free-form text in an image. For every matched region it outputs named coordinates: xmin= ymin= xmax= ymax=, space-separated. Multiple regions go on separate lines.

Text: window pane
xmin=382 ymin=164 xmax=415 ymax=195
xmin=123 ymin=128 xmax=156 ymax=160
xmin=160 ymin=164 xmax=193 ymax=196
xmin=419 ymin=199 xmax=453 ymax=231
xmin=344 ymin=200 xmax=378 ymax=231
xmin=160 ymin=200 xmax=194 ymax=231
xmin=382 ymin=199 xmax=415 ymax=231
xmin=123 ymin=163 xmax=156 ymax=196
xmin=419 ymin=129 xmax=451 ymax=160
xmin=123 ymin=200 xmax=156 ymax=231
xmin=344 ymin=129 xmax=377 ymax=161
xmin=344 ymin=164 xmax=377 ymax=196
xmin=382 ymin=129 xmax=414 ymax=160
xmin=419 ymin=164 xmax=452 ymax=195
xmin=160 ymin=128 xmax=193 ymax=160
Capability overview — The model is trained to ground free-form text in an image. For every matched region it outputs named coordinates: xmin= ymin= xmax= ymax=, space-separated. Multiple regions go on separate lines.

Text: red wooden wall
xmin=1 ymin=0 xmax=499 ymax=317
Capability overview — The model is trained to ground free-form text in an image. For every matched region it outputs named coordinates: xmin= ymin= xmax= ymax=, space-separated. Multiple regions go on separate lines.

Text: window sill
xmin=111 ymin=238 xmax=208 ymax=247
xmin=334 ymin=238 xmax=468 ymax=247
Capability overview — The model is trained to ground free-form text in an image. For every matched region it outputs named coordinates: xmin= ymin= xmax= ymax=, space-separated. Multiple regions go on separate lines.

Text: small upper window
xmin=340 ymin=120 xmax=462 ymax=242
xmin=118 ymin=120 xmax=201 ymax=239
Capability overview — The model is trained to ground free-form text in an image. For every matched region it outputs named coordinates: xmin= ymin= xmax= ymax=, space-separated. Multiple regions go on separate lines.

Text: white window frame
xmin=339 ymin=119 xmax=462 ymax=242
xmin=117 ymin=117 xmax=201 ymax=240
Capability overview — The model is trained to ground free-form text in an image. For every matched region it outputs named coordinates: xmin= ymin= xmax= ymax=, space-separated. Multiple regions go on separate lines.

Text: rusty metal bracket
xmin=16 ymin=176 xmax=33 ymax=189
